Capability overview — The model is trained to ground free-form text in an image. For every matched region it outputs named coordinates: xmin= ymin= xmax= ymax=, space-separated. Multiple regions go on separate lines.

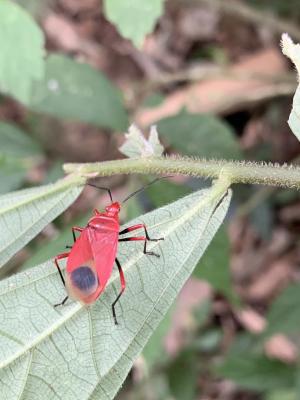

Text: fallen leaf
xmin=136 ymin=48 xmax=290 ymax=126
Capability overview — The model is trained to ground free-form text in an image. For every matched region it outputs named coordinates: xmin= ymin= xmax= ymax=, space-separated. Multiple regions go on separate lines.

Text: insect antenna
xmin=87 ymin=183 xmax=113 ymax=203
xmin=122 ymin=176 xmax=172 ymax=204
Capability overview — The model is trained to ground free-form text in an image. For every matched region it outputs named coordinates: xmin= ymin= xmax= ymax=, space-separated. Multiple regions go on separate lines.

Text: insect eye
xmin=70 ymin=266 xmax=98 ymax=295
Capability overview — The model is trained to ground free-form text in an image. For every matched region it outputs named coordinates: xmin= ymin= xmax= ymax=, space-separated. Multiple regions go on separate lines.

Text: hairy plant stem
xmin=64 ymin=157 xmax=300 ymax=190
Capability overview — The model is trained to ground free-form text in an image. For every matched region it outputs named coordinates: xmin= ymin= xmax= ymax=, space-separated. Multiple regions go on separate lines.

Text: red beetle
xmin=54 ymin=180 xmax=164 ymax=324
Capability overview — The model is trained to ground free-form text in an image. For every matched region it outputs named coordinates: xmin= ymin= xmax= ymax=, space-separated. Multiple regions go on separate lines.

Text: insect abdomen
xmin=67 ymin=265 xmax=99 ymax=300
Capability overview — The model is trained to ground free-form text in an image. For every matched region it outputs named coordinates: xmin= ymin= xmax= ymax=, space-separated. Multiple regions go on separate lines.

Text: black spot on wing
xmin=71 ymin=266 xmax=98 ymax=292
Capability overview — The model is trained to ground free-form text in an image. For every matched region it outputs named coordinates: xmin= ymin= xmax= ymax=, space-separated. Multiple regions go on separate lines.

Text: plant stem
xmin=64 ymin=157 xmax=300 ymax=190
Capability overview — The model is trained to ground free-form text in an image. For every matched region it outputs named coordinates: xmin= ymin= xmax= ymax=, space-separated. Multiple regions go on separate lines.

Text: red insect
xmin=54 ymin=180 xmax=164 ymax=324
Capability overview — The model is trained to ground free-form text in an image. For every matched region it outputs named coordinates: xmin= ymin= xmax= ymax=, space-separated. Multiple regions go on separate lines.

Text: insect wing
xmin=89 ymin=228 xmax=119 ymax=291
xmin=66 ymin=228 xmax=93 ymax=273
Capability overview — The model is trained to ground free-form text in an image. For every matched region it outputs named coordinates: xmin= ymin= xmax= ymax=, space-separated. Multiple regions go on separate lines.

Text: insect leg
xmin=119 ymin=223 xmax=164 ymax=241
xmin=66 ymin=226 xmax=84 ymax=249
xmin=54 ymin=296 xmax=69 ymax=308
xmin=54 ymin=252 xmax=70 ymax=307
xmin=54 ymin=252 xmax=70 ymax=286
xmin=112 ymin=258 xmax=126 ymax=325
xmin=119 ymin=224 xmax=164 ymax=257
xmin=119 ymin=236 xmax=161 ymax=257
xmin=72 ymin=226 xmax=84 ymax=243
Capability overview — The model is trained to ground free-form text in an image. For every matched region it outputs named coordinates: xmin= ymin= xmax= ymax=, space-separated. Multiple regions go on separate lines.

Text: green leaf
xmin=265 ymin=390 xmax=296 ymax=400
xmin=0 ymin=176 xmax=83 ymax=271
xmin=142 ymin=92 xmax=165 ymax=108
xmin=0 ymin=122 xmax=43 ymax=193
xmin=216 ymin=353 xmax=296 ymax=391
xmin=193 ymin=224 xmax=237 ymax=304
xmin=147 ymin=180 xmax=191 ymax=208
xmin=157 ymin=109 xmax=242 ymax=159
xmin=0 ymin=162 xmax=26 ymax=194
xmin=195 ymin=329 xmax=222 ymax=353
xmin=103 ymin=0 xmax=165 ymax=47
xmin=44 ymin=161 xmax=65 ymax=184
xmin=0 ymin=122 xmax=41 ymax=159
xmin=29 ymin=54 xmax=128 ymax=131
xmin=193 ymin=299 xmax=212 ymax=328
xmin=168 ymin=350 xmax=198 ymax=400
xmin=249 ymin=199 xmax=273 ymax=241
xmin=266 ymin=283 xmax=300 ymax=336
xmin=0 ymin=0 xmax=45 ymax=103
xmin=142 ymin=307 xmax=173 ymax=369
xmin=0 ymin=184 xmax=231 ymax=399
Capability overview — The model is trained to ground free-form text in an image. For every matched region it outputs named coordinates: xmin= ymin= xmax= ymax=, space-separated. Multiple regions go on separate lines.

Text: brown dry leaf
xmin=44 ymin=13 xmax=82 ymax=52
xmin=231 ymin=218 xmax=292 ymax=285
xmin=136 ymin=47 xmax=290 ymax=126
xmin=43 ymin=13 xmax=107 ymax=68
xmin=236 ymin=308 xmax=298 ymax=363
xmin=265 ymin=334 xmax=298 ymax=363
xmin=58 ymin=0 xmax=98 ymax=14
xmin=246 ymin=258 xmax=293 ymax=302
xmin=236 ymin=307 xmax=266 ymax=334
xmin=241 ymin=116 xmax=271 ymax=150
xmin=279 ymin=202 xmax=300 ymax=223
xmin=178 ymin=7 xmax=219 ymax=41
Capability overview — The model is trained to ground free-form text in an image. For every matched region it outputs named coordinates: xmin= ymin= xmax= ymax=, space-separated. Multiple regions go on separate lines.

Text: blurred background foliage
xmin=1 ymin=0 xmax=300 ymax=399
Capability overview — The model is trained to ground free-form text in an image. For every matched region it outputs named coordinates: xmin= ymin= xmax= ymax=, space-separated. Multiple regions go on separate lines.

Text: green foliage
xmin=0 ymin=122 xmax=41 ymax=158
xmin=265 ymin=390 xmax=296 ymax=400
xmin=157 ymin=109 xmax=242 ymax=159
xmin=0 ymin=122 xmax=43 ymax=193
xmin=249 ymin=198 xmax=274 ymax=240
xmin=0 ymin=177 xmax=83 ymax=271
xmin=142 ymin=92 xmax=165 ymax=108
xmin=195 ymin=329 xmax=222 ymax=353
xmin=0 ymin=163 xmax=26 ymax=194
xmin=103 ymin=0 xmax=165 ymax=47
xmin=266 ymin=283 xmax=300 ymax=336
xmin=29 ymin=54 xmax=128 ymax=130
xmin=216 ymin=353 xmax=296 ymax=391
xmin=146 ymin=179 xmax=191 ymax=207
xmin=142 ymin=308 xmax=173 ymax=369
xmin=193 ymin=224 xmax=238 ymax=304
xmin=0 ymin=185 xmax=231 ymax=399
xmin=0 ymin=0 xmax=44 ymax=103
xmin=167 ymin=350 xmax=198 ymax=400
